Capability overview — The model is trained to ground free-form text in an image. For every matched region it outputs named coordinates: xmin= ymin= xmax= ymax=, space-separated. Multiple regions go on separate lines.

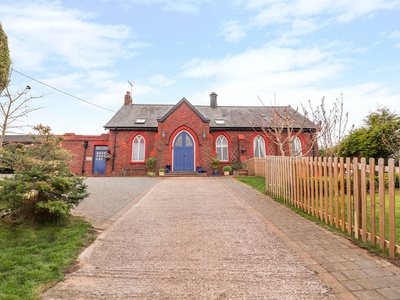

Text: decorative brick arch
xmin=128 ymin=132 xmax=150 ymax=163
xmin=251 ymin=133 xmax=268 ymax=157
xmin=213 ymin=132 xmax=231 ymax=162
xmin=169 ymin=126 xmax=199 ymax=172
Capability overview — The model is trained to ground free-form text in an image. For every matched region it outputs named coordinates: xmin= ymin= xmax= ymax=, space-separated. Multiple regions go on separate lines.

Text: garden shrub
xmin=0 ymin=125 xmax=89 ymax=223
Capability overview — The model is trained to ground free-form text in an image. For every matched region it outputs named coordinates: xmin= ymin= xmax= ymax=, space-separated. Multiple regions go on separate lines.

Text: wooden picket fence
xmin=264 ymin=156 xmax=399 ymax=258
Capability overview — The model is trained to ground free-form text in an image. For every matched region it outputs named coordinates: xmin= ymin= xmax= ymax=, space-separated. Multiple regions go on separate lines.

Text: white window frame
xmin=291 ymin=136 xmax=302 ymax=157
xmin=132 ymin=134 xmax=145 ymax=162
xmin=253 ymin=135 xmax=266 ymax=158
xmin=216 ymin=135 xmax=229 ymax=161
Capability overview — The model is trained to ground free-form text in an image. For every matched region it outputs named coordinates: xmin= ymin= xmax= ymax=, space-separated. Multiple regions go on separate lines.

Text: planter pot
xmin=238 ymin=169 xmax=248 ymax=176
xmin=213 ymin=171 xmax=219 ymax=176
xmin=159 ymin=172 xmax=164 ymax=176
xmin=233 ymin=170 xmax=239 ymax=176
xmin=224 ymin=171 xmax=230 ymax=176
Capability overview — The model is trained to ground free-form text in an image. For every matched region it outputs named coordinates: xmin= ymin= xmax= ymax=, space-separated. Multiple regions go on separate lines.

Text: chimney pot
xmin=124 ymin=91 xmax=132 ymax=105
xmin=210 ymin=92 xmax=217 ymax=108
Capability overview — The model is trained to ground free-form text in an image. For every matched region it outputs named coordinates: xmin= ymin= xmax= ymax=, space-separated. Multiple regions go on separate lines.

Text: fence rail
xmin=263 ymin=156 xmax=399 ymax=258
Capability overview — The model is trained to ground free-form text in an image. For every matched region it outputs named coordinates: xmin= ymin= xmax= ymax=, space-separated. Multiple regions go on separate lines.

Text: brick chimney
xmin=210 ymin=92 xmax=217 ymax=108
xmin=124 ymin=91 xmax=132 ymax=105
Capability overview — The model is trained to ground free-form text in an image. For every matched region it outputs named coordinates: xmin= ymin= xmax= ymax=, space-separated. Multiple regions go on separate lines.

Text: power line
xmin=11 ymin=68 xmax=116 ymax=113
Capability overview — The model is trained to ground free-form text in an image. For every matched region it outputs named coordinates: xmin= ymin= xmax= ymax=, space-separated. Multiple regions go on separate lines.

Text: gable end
xmin=158 ymin=98 xmax=210 ymax=123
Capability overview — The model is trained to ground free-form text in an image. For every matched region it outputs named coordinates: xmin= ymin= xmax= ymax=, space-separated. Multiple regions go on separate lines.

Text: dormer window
xmin=135 ymin=118 xmax=147 ymax=124
xmin=215 ymin=119 xmax=225 ymax=125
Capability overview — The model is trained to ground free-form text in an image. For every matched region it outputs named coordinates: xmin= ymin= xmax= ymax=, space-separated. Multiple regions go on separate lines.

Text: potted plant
xmin=159 ymin=168 xmax=165 ymax=176
xmin=212 ymin=158 xmax=220 ymax=175
xmin=146 ymin=156 xmax=155 ymax=170
xmin=223 ymin=165 xmax=232 ymax=176
xmin=231 ymin=158 xmax=241 ymax=175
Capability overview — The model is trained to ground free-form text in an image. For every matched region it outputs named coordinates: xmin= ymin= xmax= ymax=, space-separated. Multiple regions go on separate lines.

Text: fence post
xmin=353 ymin=157 xmax=360 ymax=239
xmin=311 ymin=157 xmax=315 ymax=217
xmin=334 ymin=157 xmax=339 ymax=228
xmin=388 ymin=158 xmax=396 ymax=259
xmin=318 ymin=157 xmax=323 ymax=221
xmin=306 ymin=157 xmax=311 ymax=214
xmin=328 ymin=157 xmax=333 ymax=226
xmin=313 ymin=157 xmax=319 ymax=218
xmin=323 ymin=157 xmax=328 ymax=224
xmin=361 ymin=157 xmax=367 ymax=243
xmin=346 ymin=157 xmax=352 ymax=236
xmin=378 ymin=158 xmax=385 ymax=252
xmin=369 ymin=158 xmax=376 ymax=246
xmin=339 ymin=157 xmax=345 ymax=232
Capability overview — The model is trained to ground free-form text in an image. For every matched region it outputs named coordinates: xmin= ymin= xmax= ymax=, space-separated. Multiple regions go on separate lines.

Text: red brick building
xmin=61 ymin=92 xmax=317 ymax=176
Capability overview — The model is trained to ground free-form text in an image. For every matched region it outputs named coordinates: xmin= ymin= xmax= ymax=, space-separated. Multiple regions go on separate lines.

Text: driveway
xmin=43 ymin=177 xmax=333 ymax=299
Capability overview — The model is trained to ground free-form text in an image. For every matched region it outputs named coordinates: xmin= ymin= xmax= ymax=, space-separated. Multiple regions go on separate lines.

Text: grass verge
xmin=0 ymin=217 xmax=96 ymax=300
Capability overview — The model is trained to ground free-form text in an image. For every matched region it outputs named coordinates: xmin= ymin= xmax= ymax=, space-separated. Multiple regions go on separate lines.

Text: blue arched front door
xmin=173 ymin=131 xmax=195 ymax=171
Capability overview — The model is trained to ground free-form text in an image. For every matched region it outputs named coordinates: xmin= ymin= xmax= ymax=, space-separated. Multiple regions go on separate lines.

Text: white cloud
xmin=235 ymin=0 xmax=400 ymax=37
xmin=0 ymin=1 xmax=137 ymax=71
xmin=220 ymin=21 xmax=247 ymax=42
xmin=181 ymin=43 xmax=347 ymax=117
xmin=126 ymin=0 xmax=210 ymax=13
xmin=178 ymin=39 xmax=400 ymax=133
xmin=388 ymin=31 xmax=400 ymax=39
xmin=182 ymin=44 xmax=336 ymax=82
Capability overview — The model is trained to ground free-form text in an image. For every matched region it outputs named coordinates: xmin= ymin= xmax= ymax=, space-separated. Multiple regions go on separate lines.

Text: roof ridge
xmin=125 ymin=103 xmax=291 ymax=109
xmin=195 ymin=105 xmax=291 ymax=108
xmin=128 ymin=103 xmax=173 ymax=106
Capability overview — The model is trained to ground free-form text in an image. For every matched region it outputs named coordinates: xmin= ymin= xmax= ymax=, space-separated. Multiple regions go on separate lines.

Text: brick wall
xmin=60 ymin=133 xmax=109 ymax=176
xmin=59 ymin=103 xmax=317 ymax=177
xmin=105 ymin=130 xmax=157 ymax=176
xmin=157 ymin=101 xmax=213 ymax=173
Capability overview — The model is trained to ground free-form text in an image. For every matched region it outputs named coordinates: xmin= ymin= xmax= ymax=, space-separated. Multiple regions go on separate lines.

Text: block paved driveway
xmin=43 ymin=177 xmax=400 ymax=299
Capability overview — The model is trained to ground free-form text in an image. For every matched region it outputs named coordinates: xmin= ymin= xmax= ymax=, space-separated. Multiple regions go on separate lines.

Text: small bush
xmin=223 ymin=165 xmax=232 ymax=172
xmin=0 ymin=125 xmax=89 ymax=223
xmin=212 ymin=158 xmax=220 ymax=171
xmin=146 ymin=157 xmax=156 ymax=171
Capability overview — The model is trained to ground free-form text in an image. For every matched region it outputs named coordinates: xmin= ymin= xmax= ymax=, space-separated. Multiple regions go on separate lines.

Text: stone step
xmin=162 ymin=171 xmax=208 ymax=177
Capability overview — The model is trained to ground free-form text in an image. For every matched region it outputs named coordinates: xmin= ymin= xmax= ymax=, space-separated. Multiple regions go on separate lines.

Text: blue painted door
xmin=173 ymin=131 xmax=194 ymax=171
xmin=93 ymin=146 xmax=108 ymax=175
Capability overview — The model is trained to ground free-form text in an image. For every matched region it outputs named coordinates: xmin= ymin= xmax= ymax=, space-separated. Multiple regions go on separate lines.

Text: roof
xmin=2 ymin=135 xmax=37 ymax=145
xmin=104 ymin=99 xmax=317 ymax=131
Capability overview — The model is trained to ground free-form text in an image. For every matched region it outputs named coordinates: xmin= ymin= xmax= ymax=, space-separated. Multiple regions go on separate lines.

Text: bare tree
xmin=253 ymin=95 xmax=352 ymax=157
xmin=307 ymin=95 xmax=353 ymax=157
xmin=253 ymin=97 xmax=317 ymax=157
xmin=0 ymin=74 xmax=44 ymax=148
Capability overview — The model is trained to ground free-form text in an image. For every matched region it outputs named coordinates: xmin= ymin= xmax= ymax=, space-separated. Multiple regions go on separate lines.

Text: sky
xmin=1 ymin=0 xmax=400 ymax=135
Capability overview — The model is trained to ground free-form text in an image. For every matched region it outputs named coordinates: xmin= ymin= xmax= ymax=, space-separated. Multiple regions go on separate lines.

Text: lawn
xmin=236 ymin=176 xmax=266 ymax=194
xmin=0 ymin=217 xmax=96 ymax=300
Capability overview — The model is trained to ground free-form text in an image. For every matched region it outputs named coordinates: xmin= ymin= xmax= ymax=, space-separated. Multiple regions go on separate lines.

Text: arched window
xmin=132 ymin=135 xmax=145 ymax=162
xmin=253 ymin=135 xmax=266 ymax=158
xmin=291 ymin=136 xmax=302 ymax=157
xmin=216 ymin=135 xmax=228 ymax=161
